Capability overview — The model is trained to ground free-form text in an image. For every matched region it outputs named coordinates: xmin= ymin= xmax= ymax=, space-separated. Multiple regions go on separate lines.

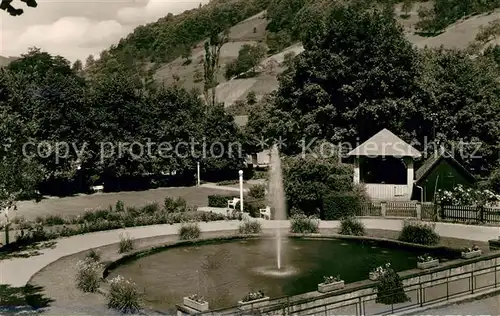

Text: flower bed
xmin=318 ymin=276 xmax=344 ymax=292
xmin=183 ymin=294 xmax=209 ymax=312
xmin=417 ymin=254 xmax=439 ymax=269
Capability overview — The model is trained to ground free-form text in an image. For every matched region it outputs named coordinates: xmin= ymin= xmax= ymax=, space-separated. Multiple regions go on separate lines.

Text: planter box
xmin=183 ymin=297 xmax=209 ymax=312
xmin=369 ymin=272 xmax=379 ymax=281
xmin=461 ymin=249 xmax=482 ymax=259
xmin=417 ymin=259 xmax=439 ymax=269
xmin=318 ymin=280 xmax=345 ymax=293
xmin=237 ymin=297 xmax=270 ymax=309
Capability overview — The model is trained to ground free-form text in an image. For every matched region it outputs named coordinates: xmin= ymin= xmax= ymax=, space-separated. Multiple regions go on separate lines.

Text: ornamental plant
xmin=436 ymin=185 xmax=500 ymax=207
xmin=322 ymin=275 xmax=341 ymax=284
xmin=107 ymin=275 xmax=142 ymax=314
xmin=463 ymin=245 xmax=480 ymax=253
xmin=371 ymin=263 xmax=390 ymax=279
xmin=417 ymin=254 xmax=436 ymax=263
xmin=187 ymin=294 xmax=207 ymax=303
xmin=75 ymin=258 xmax=103 ymax=293
xmin=375 ymin=263 xmax=410 ymax=305
xmin=242 ymin=290 xmax=265 ymax=302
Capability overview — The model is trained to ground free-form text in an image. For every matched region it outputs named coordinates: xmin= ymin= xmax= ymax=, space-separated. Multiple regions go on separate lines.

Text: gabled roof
xmin=415 ymin=148 xmax=476 ymax=183
xmin=347 ymin=129 xmax=421 ymax=158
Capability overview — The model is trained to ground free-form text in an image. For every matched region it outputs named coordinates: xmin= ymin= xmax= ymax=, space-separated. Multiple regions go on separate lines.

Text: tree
xmin=282 ymin=151 xmax=356 ymax=218
xmin=401 ymin=0 xmax=414 ymax=18
xmin=203 ymin=29 xmax=229 ymax=106
xmin=246 ymin=91 xmax=257 ymax=105
xmin=257 ymin=5 xmax=420 ymax=154
xmin=376 ymin=264 xmax=410 ymax=305
xmin=181 ymin=44 xmax=192 ymax=65
xmin=224 ymin=43 xmax=267 ymax=79
xmin=1 ymin=0 xmax=37 ymax=16
xmin=72 ymin=59 xmax=83 ymax=74
xmin=85 ymin=55 xmax=95 ymax=69
xmin=264 ymin=58 xmax=279 ymax=75
xmin=282 ymin=51 xmax=296 ymax=68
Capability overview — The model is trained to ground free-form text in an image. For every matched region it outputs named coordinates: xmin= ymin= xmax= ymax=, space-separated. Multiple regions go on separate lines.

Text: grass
xmin=118 ymin=234 xmax=135 ymax=253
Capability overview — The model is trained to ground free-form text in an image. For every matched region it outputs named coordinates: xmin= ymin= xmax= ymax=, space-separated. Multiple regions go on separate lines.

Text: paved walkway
xmin=2 ymin=219 xmax=500 ymax=288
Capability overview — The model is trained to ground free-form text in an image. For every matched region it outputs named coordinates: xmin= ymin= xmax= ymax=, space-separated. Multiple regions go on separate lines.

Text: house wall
xmin=419 ymin=159 xmax=473 ymax=202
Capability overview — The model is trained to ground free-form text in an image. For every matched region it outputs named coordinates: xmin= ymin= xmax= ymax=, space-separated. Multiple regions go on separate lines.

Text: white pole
xmin=239 ymin=170 xmax=244 ymax=213
xmin=197 ymin=162 xmax=200 ymax=186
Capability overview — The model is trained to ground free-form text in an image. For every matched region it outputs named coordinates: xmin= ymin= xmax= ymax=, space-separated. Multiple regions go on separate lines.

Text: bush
xmin=375 ymin=264 xmax=410 ymax=305
xmin=237 ymin=197 xmax=265 ymax=218
xmin=141 ymin=202 xmax=160 ymax=215
xmin=86 ymin=248 xmax=101 ymax=262
xmin=107 ymin=275 xmax=142 ymax=314
xmin=324 ymin=192 xmax=365 ymax=220
xmin=208 ymin=195 xmax=237 ymax=207
xmin=238 ymin=220 xmax=262 ymax=234
xmin=118 ymin=233 xmax=135 ymax=253
xmin=398 ymin=220 xmax=440 ymax=245
xmin=116 ymin=200 xmax=125 ymax=212
xmin=290 ymin=214 xmax=319 ymax=234
xmin=339 ymin=217 xmax=365 ymax=236
xmin=44 ymin=215 xmax=65 ymax=226
xmin=249 ymin=184 xmax=266 ymax=199
xmin=75 ymin=258 xmax=103 ymax=293
xmin=179 ymin=222 xmax=201 ymax=240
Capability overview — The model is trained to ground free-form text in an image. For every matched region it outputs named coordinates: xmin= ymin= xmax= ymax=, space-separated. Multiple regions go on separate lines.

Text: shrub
xmin=249 ymin=184 xmax=266 ymax=199
xmin=107 ymin=275 xmax=142 ymax=314
xmin=86 ymin=248 xmax=101 ymax=262
xmin=237 ymin=197 xmax=265 ymax=218
xmin=179 ymin=222 xmax=201 ymax=240
xmin=208 ymin=195 xmax=237 ymax=207
xmin=44 ymin=215 xmax=65 ymax=226
xmin=323 ymin=192 xmax=365 ymax=220
xmin=238 ymin=220 xmax=262 ymax=234
xmin=75 ymin=258 xmax=102 ymax=293
xmin=290 ymin=214 xmax=319 ymax=234
xmin=339 ymin=217 xmax=365 ymax=236
xmin=375 ymin=264 xmax=410 ymax=305
xmin=118 ymin=233 xmax=135 ymax=253
xmin=398 ymin=220 xmax=440 ymax=245
xmin=141 ymin=202 xmax=160 ymax=215
xmin=116 ymin=200 xmax=125 ymax=212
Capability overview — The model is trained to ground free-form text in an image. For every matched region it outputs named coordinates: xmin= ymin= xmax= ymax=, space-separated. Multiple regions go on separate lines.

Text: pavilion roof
xmin=347 ymin=129 xmax=421 ymax=158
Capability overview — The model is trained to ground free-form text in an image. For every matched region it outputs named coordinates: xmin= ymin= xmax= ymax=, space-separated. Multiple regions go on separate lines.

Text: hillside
xmin=146 ymin=2 xmax=500 ymax=108
xmin=0 ymin=56 xmax=17 ymax=67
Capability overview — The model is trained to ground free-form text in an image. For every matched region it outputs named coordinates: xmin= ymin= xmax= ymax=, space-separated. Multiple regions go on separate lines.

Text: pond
xmin=108 ymin=237 xmax=434 ymax=312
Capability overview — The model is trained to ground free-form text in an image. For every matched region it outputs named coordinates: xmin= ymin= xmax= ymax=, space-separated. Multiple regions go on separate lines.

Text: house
xmin=413 ymin=148 xmax=476 ymax=202
xmin=347 ymin=129 xmax=421 ymax=201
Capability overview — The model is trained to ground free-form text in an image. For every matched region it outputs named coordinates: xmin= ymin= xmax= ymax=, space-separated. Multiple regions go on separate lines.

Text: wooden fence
xmin=356 ymin=201 xmax=500 ymax=225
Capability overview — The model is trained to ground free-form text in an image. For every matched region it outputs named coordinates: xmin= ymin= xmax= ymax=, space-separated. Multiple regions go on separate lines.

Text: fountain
xmin=268 ymin=144 xmax=287 ymax=270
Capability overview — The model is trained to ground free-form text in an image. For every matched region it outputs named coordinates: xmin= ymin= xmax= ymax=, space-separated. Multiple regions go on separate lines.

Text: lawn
xmin=13 ymin=187 xmax=241 ymax=222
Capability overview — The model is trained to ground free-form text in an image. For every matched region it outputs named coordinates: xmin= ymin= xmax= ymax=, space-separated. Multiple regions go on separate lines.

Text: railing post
xmin=381 ymin=202 xmax=387 ymax=217
xmin=419 ymin=283 xmax=423 ymax=307
xmin=358 ymin=297 xmax=364 ymax=316
xmin=416 ymin=202 xmax=422 ymax=220
xmin=471 ymin=270 xmax=474 ymax=294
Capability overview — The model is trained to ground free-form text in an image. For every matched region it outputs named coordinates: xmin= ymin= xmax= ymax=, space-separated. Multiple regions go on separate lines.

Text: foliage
xmin=323 ymin=191 xmax=367 ymax=220
xmin=339 ymin=216 xmax=365 ymax=236
xmin=463 ymin=245 xmax=480 ymax=253
xmin=118 ymin=234 xmax=134 ymax=253
xmin=375 ymin=263 xmax=410 ymax=305
xmin=75 ymin=258 xmax=102 ymax=293
xmin=164 ymin=197 xmax=188 ymax=213
xmin=107 ymin=275 xmax=142 ymax=314
xmin=436 ymin=184 xmax=500 ymax=207
xmin=179 ymin=222 xmax=201 ymax=240
xmin=203 ymin=30 xmax=229 ymax=106
xmin=249 ymin=184 xmax=266 ymax=199
xmin=1 ymin=0 xmax=37 ymax=16
xmin=398 ymin=220 xmax=440 ymax=245
xmin=371 ymin=263 xmax=390 ymax=280
xmin=238 ymin=219 xmax=262 ymax=234
xmin=282 ymin=153 xmax=355 ymax=217
xmin=187 ymin=294 xmax=207 ymax=303
xmin=416 ymin=0 xmax=500 ymax=34
xmin=238 ymin=196 xmax=266 ymax=218
xmin=86 ymin=248 xmax=101 ymax=262
xmin=290 ymin=214 xmax=319 ymax=233
xmin=224 ymin=43 xmax=267 ymax=79
xmin=322 ymin=275 xmax=341 ymax=284
xmin=488 ymin=167 xmax=500 ymax=194
xmin=208 ymin=194 xmax=237 ymax=207
xmin=417 ymin=254 xmax=436 ymax=262
xmin=242 ymin=290 xmax=265 ymax=302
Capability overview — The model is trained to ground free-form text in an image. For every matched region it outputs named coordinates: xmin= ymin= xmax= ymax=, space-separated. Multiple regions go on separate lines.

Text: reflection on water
xmin=109 ymin=238 xmax=425 ymax=313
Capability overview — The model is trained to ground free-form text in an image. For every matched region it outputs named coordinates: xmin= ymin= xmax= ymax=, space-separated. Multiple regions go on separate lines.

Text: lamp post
xmin=197 ymin=162 xmax=201 ymax=186
xmin=239 ymin=170 xmax=244 ymax=213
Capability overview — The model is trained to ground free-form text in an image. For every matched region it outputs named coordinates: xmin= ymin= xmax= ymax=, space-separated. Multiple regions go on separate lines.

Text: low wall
xmin=224 ymin=251 xmax=500 ymax=316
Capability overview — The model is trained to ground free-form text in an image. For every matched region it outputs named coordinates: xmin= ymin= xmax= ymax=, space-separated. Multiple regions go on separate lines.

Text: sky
xmin=0 ymin=0 xmax=208 ymax=63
